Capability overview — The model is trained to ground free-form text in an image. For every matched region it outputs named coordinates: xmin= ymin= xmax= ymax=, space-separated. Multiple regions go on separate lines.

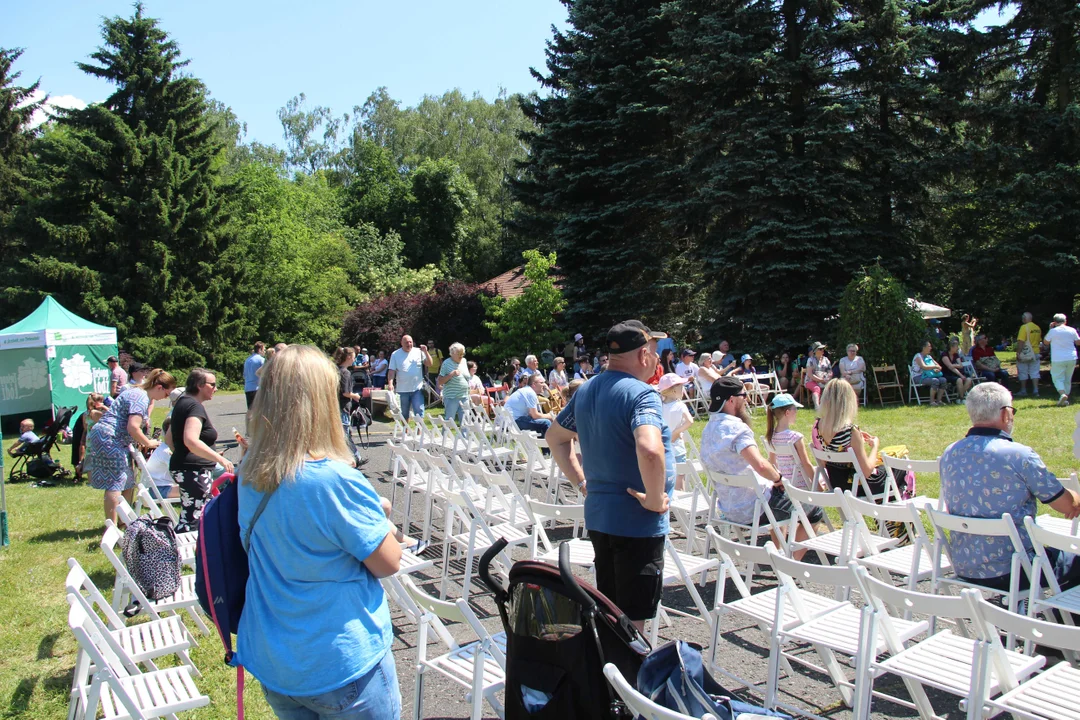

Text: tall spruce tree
xmin=10 ymin=4 xmax=228 ymax=367
xmin=664 ymin=0 xmax=871 ymax=352
xmin=0 ymin=47 xmax=44 ymax=298
xmin=943 ymin=1 xmax=1080 ymax=328
xmin=513 ymin=0 xmax=696 ymax=338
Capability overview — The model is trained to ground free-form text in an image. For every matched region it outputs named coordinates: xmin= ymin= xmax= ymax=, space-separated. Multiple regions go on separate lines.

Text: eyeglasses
xmin=204 ymin=382 xmax=217 ymax=388
xmin=1002 ymin=405 xmax=1017 ymax=415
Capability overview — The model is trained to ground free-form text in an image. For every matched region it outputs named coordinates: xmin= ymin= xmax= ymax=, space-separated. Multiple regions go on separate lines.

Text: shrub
xmin=837 ymin=265 xmax=927 ymax=380
xmin=340 ymin=280 xmax=494 ymax=355
xmin=479 ymin=250 xmax=566 ymax=365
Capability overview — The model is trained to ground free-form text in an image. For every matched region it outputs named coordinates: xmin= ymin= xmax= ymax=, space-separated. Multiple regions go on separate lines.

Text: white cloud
xmin=21 ymin=89 xmax=90 ymax=128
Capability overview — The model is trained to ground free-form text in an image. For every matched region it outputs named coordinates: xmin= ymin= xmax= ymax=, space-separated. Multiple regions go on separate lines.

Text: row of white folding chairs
xmin=707 ymin=527 xmax=1054 ymax=720
xmin=64 ymin=558 xmax=206 ymax=720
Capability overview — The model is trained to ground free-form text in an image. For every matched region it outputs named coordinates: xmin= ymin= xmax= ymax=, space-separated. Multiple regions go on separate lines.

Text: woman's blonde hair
xmin=817 ymin=378 xmax=858 ymax=442
xmin=139 ymin=369 xmax=177 ymax=391
xmin=242 ymin=345 xmax=354 ymax=493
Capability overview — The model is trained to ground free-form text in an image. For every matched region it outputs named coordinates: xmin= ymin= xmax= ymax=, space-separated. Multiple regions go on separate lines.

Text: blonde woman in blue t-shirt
xmin=237 ymin=345 xmax=402 ymax=719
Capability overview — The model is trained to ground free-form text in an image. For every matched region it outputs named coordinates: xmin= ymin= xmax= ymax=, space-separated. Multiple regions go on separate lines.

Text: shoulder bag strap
xmin=242 ymin=489 xmax=275 ymax=553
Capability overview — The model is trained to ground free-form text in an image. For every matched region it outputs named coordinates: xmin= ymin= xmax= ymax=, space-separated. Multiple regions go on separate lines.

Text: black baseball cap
xmin=708 ymin=376 xmax=746 ymax=413
xmin=680 ymin=348 xmax=695 ymax=358
xmin=128 ymin=362 xmax=146 ymax=374
xmin=606 ymin=320 xmax=667 ymax=355
xmin=106 ymin=355 xmax=118 ymax=363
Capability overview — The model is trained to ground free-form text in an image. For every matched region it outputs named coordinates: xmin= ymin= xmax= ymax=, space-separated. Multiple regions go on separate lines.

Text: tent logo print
xmin=61 ymin=354 xmax=93 ymax=389
xmin=52 ymin=332 xmax=64 ymax=343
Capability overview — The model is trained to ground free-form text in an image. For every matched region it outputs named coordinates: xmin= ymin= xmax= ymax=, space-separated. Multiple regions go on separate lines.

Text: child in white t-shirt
xmin=145 ymin=418 xmax=178 ymax=499
xmin=659 ymin=373 xmax=694 ymax=490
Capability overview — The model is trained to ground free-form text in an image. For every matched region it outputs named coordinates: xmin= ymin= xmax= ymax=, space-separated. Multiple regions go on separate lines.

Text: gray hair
xmin=1054 ymin=313 xmax=1067 ymax=324
xmin=846 ymin=343 xmax=859 ymax=353
xmin=525 ymin=354 xmax=537 ymax=365
xmin=449 ymin=342 xmax=465 ymax=357
xmin=966 ymin=382 xmax=1012 ymax=424
xmin=1022 ymin=312 xmax=1032 ymax=322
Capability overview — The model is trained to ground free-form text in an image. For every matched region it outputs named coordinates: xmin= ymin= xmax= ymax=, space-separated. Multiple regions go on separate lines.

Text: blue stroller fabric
xmin=637 ymin=641 xmax=789 ymax=720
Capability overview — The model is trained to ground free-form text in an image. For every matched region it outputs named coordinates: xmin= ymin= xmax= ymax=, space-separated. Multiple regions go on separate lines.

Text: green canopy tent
xmin=0 ymin=297 xmax=118 ymax=425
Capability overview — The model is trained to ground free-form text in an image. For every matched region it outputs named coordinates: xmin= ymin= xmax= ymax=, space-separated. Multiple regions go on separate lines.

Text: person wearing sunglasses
xmin=170 ymin=367 xmax=233 ymax=532
xmin=701 ymin=376 xmax=823 ymax=553
xmin=941 ymin=382 xmax=1080 ymax=592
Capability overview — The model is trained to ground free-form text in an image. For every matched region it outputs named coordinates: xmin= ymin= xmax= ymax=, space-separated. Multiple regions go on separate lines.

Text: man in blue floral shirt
xmin=940 ymin=382 xmax=1080 ymax=591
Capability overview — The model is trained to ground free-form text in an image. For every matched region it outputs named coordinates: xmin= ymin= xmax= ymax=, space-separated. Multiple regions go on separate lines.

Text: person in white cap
xmin=658 ymin=373 xmax=694 ymax=489
xmin=1044 ymin=313 xmax=1080 ymax=406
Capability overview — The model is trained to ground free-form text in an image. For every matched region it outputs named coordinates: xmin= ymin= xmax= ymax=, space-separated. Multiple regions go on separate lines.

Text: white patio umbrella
xmin=909 ymin=298 xmax=951 ymax=320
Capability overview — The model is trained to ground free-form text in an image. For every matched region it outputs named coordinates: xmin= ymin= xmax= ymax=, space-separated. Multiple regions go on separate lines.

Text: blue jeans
xmin=515 ymin=416 xmax=552 ymax=435
xmin=443 ymin=395 xmax=467 ymax=424
xmin=262 ymin=651 xmax=400 ymax=720
xmin=397 ymin=390 xmax=425 ymax=421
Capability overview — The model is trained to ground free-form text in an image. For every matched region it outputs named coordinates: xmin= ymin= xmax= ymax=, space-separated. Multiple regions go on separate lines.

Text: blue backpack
xmin=195 ymin=474 xmax=273 ymax=718
xmin=637 ymin=641 xmax=788 ymax=720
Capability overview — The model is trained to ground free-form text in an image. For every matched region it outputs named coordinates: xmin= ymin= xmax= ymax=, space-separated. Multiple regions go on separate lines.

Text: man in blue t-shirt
xmin=243 ymin=341 xmax=266 ymax=409
xmin=548 ymin=319 xmax=674 ymax=630
xmin=504 ymin=373 xmax=555 ymax=433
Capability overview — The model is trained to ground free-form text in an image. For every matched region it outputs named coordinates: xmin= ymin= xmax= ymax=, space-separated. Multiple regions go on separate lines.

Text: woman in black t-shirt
xmin=170 ymin=368 xmax=232 ymax=532
xmin=334 ymin=347 xmax=361 ymax=437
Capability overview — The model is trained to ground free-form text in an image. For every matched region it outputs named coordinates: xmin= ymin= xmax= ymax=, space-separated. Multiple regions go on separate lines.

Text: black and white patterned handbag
xmin=122 ymin=516 xmax=181 ymax=600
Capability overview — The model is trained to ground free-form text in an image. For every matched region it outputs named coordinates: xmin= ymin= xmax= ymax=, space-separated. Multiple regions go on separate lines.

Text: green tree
xmin=513 ymin=0 xmax=693 ymax=340
xmin=399 ymin=157 xmax=477 ymax=274
xmin=660 ymin=0 xmax=877 ymax=352
xmin=479 ymin=250 xmax=566 ymax=363
xmin=939 ymin=1 xmax=1080 ymax=332
xmin=3 ymin=4 xmax=229 ymax=368
xmin=837 ymin=265 xmax=926 ymax=375
xmin=0 ymin=47 xmax=44 ymax=288
xmin=278 ymin=93 xmax=349 ymax=176
xmin=347 ymin=220 xmax=442 ymax=297
xmin=222 ymin=164 xmax=360 ymax=356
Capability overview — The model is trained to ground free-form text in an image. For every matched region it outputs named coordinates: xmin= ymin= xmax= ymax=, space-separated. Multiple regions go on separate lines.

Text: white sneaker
xmin=1059 ymin=395 xmax=1070 ymax=407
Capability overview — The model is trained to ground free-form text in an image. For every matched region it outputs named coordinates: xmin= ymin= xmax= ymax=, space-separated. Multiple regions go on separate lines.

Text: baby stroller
xmin=9 ymin=406 xmax=76 ymax=483
xmin=478 ymin=539 xmax=650 ymax=720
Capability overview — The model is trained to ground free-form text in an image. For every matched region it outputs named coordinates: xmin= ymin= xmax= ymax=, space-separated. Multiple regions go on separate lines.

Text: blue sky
xmin=2 ymin=0 xmax=569 ymax=145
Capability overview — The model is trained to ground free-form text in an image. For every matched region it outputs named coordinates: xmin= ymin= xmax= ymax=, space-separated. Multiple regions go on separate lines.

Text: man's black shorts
xmin=765 ymin=486 xmax=824 ymax=524
xmin=589 ymin=531 xmax=665 ymax=621
xmin=245 ymin=390 xmax=257 ymax=409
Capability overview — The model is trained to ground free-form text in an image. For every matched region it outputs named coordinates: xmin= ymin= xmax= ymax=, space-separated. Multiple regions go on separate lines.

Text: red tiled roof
xmin=482 ymin=265 xmax=564 ymax=299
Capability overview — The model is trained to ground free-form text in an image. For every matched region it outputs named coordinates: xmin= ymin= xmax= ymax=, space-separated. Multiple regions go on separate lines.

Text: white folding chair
xmin=1024 ymin=516 xmax=1080 ymax=628
xmin=879 ymin=454 xmax=940 ymax=508
xmin=783 ymin=482 xmax=878 ymax=568
xmin=438 ymin=489 xmax=531 ymax=601
xmin=849 ymin=565 xmax=1042 ymax=720
xmin=649 ymin=538 xmax=720 ymax=647
xmin=704 ymin=467 xmax=793 ymax=573
xmin=706 ymin=529 xmax=845 ymax=695
xmin=100 ymin=522 xmax=210 ymax=635
xmin=67 ymin=597 xmax=209 ymax=720
xmin=398 ymin=575 xmax=506 ymax=720
xmin=452 ymin=456 xmax=534 ymax=531
xmin=604 ymin=663 xmax=718 ymax=720
xmin=844 ymin=492 xmax=948 ymax=597
xmin=669 ymin=458 xmax=714 ymax=556
xmin=684 ymin=379 xmax=709 ymax=416
xmin=64 ymin=558 xmax=199 ymax=720
xmin=528 ymin=499 xmax=591 ymax=568
xmin=968 ymin=593 xmax=1080 ymax=720
xmin=764 ymin=546 xmax=927 ymax=714
xmin=812 ymin=447 xmax=902 ymax=503
xmin=1035 ymin=472 xmax=1080 ymax=535
xmin=129 ymin=445 xmax=179 ymax=514
xmin=925 ymin=507 xmax=1034 ymax=622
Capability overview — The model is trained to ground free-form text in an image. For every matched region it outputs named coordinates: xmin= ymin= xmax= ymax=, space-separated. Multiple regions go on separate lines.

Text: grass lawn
xmin=0 ymin=393 xmax=1077 ymax=718
xmin=0 ymin=398 xmax=275 ymax=719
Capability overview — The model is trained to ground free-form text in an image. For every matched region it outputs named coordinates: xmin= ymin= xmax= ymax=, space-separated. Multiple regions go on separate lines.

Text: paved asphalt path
xmin=206 ymin=392 xmax=955 ymax=719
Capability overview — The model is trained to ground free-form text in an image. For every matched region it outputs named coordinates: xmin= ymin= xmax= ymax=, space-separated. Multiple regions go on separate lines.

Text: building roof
xmin=482 ymin=265 xmax=564 ymax=299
